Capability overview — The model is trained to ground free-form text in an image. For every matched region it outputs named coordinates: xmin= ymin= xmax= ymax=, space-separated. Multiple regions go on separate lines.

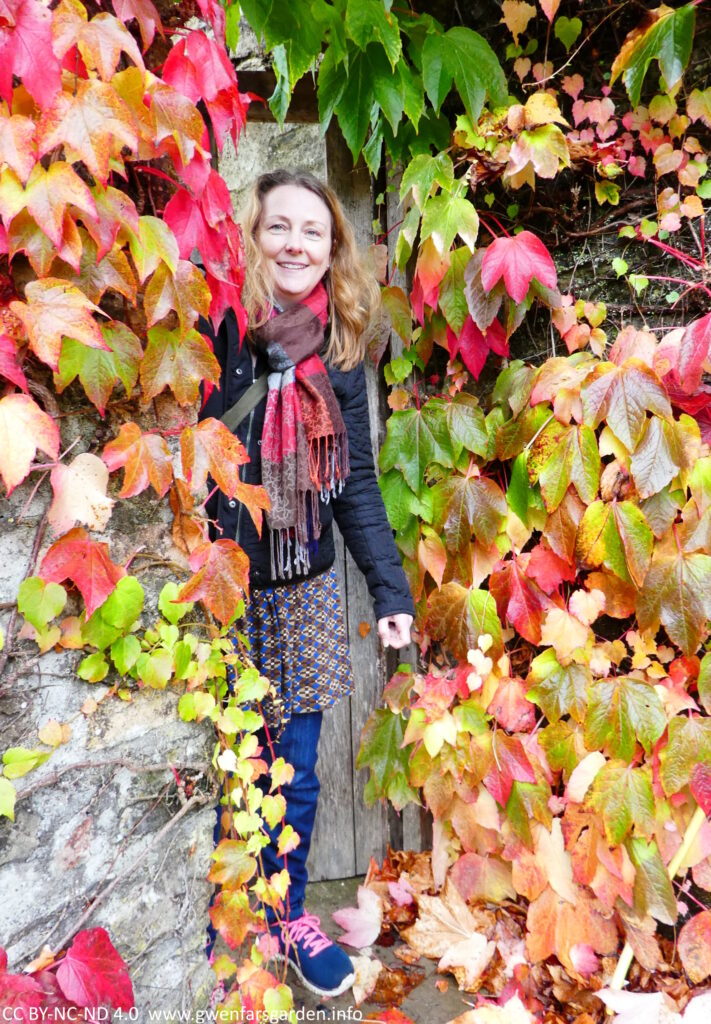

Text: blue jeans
xmin=258 ymin=710 xmax=323 ymax=924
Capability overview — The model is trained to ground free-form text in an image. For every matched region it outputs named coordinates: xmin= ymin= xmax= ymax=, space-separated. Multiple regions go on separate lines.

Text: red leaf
xmin=178 ymin=539 xmax=249 ymax=623
xmin=163 ymin=188 xmax=223 ymax=264
xmin=691 ymin=764 xmax=711 ymax=816
xmin=483 ymin=732 xmax=536 ymax=806
xmin=481 ymin=231 xmax=557 ymax=303
xmin=163 ymin=31 xmax=235 ymax=105
xmin=0 ymin=971 xmax=44 ymax=1022
xmin=488 ymin=676 xmax=536 ymax=732
xmin=0 ymin=0 xmax=61 ymax=110
xmin=40 ymin=527 xmax=125 ymax=617
xmin=525 ymin=542 xmax=576 ymax=594
xmin=112 ymin=0 xmax=162 ymax=50
xmin=55 ymin=928 xmax=134 ymax=1011
xmin=0 ymin=332 xmax=28 ymax=391
xmin=489 ymin=557 xmax=560 ymax=644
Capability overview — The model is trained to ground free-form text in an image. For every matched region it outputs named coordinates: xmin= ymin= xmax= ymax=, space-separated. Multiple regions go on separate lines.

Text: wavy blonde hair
xmin=240 ymin=170 xmax=381 ymax=371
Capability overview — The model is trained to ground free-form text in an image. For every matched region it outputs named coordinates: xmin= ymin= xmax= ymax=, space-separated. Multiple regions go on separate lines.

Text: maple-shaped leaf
xmin=504 ymin=124 xmax=571 ymax=188
xmin=0 ymin=162 xmax=97 ymax=251
xmin=207 ymin=838 xmax=257 ymax=888
xmin=0 ymin=0 xmax=61 ymax=109
xmin=332 ymin=886 xmax=383 ymax=948
xmin=585 ymin=675 xmax=666 ymax=761
xmin=659 ymin=716 xmax=711 ymax=795
xmin=480 ymin=230 xmax=557 ymax=303
xmin=576 ymin=500 xmax=653 ymax=588
xmin=102 ymin=422 xmax=172 ymax=499
xmin=431 ymin=470 xmax=507 ymax=551
xmin=112 ymin=0 xmax=162 ymax=49
xmin=149 ymin=81 xmax=206 ymax=166
xmin=0 ymin=393 xmax=60 ymax=493
xmin=162 ymin=29 xmax=235 ymax=105
xmin=526 ymin=648 xmax=590 ymax=725
xmin=637 ymin=536 xmax=711 ymax=654
xmin=75 ymin=12 xmax=144 ymax=81
xmin=525 ymin=542 xmax=576 ymax=593
xmin=40 ymin=526 xmax=125 ymax=617
xmin=7 ymin=207 xmax=82 ymax=276
xmin=56 ymin=322 xmax=141 ymax=415
xmin=489 ymin=557 xmax=560 ymax=644
xmin=49 ymin=453 xmax=114 ymax=535
xmin=144 ymin=260 xmax=210 ymax=334
xmin=581 ymin=359 xmax=671 ymax=451
xmin=10 ymin=278 xmax=106 ymax=370
xmin=37 ymin=78 xmax=138 ymax=184
xmin=83 ymin=184 xmax=139 ymax=263
xmin=0 ymin=113 xmax=36 ymax=183
xmin=610 ymin=4 xmax=696 ymax=108
xmin=127 ymin=215 xmax=179 ymax=284
xmin=0 ymin=332 xmax=28 ymax=392
xmin=356 ymin=708 xmax=418 ymax=811
xmin=401 ymin=878 xmax=496 ymax=992
xmin=426 ymin=582 xmax=503 ymax=660
xmin=528 ymin=421 xmax=600 ymax=513
xmin=179 ymin=417 xmax=248 ymax=497
xmin=448 ymin=315 xmax=508 ymax=380
xmin=55 ymin=927 xmax=133 ymax=1010
xmin=379 ymin=403 xmax=455 ymax=492
xmin=178 ymin=539 xmax=249 ymax=623
xmin=587 ymin=760 xmax=655 ymax=845
xmin=526 ymin=885 xmax=618 ymax=974
xmin=139 ymin=325 xmax=220 ymax=406
xmin=57 ymin=231 xmax=136 ymax=306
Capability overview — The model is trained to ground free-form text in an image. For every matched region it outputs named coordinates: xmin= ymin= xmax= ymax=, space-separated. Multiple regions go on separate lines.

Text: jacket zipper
xmin=235 ymin=358 xmax=257 ymax=547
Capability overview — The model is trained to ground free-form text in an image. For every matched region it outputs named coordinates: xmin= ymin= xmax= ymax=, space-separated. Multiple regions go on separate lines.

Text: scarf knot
xmin=253 ymin=282 xmax=350 ymax=579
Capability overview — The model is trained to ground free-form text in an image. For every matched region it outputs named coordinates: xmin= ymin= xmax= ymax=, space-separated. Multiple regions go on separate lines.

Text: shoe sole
xmin=272 ymin=951 xmax=356 ymax=999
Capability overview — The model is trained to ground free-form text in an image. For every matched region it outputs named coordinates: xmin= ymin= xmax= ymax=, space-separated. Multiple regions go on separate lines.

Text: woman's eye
xmin=269 ymin=223 xmax=286 ymax=232
xmin=306 ymin=229 xmax=321 ymax=238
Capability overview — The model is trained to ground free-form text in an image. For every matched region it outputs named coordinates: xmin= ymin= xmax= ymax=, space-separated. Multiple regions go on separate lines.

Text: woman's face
xmin=256 ymin=184 xmax=333 ymax=306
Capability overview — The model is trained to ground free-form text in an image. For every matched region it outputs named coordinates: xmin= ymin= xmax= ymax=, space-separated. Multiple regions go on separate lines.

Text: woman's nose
xmin=284 ymin=231 xmax=303 ymax=252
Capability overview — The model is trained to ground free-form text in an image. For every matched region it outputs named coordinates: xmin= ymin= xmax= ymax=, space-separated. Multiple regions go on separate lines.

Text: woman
xmin=201 ymin=170 xmax=414 ymax=998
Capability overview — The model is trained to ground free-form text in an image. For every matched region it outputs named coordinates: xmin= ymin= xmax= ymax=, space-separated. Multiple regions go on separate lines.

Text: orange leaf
xmin=180 ymin=417 xmax=248 ymax=495
xmin=0 ymin=393 xmax=60 ymax=493
xmin=169 ymin=480 xmax=204 ymax=555
xmin=140 ymin=325 xmax=220 ymax=405
xmin=178 ymin=539 xmax=249 ymax=623
xmin=144 ymin=259 xmax=210 ymax=333
xmin=77 ymin=12 xmax=145 ymax=81
xmin=0 ymin=162 xmax=96 ymax=250
xmin=11 ymin=278 xmax=106 ymax=370
xmin=525 ymin=884 xmax=618 ymax=974
xmin=37 ymin=78 xmax=138 ymax=184
xmin=0 ymin=113 xmax=36 ymax=183
xmin=359 ymin=621 xmax=371 ymax=638
xmin=102 ymin=422 xmax=173 ymax=498
xmin=40 ymin=526 xmax=125 ymax=617
xmin=208 ymin=889 xmax=263 ymax=950
xmin=678 ymin=909 xmax=711 ymax=984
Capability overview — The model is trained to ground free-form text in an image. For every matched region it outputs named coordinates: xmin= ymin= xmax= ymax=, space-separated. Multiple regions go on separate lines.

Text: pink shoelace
xmin=283 ymin=912 xmax=333 ymax=958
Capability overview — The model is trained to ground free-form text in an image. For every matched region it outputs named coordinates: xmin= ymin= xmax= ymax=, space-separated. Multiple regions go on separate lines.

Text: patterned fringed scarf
xmin=253 ymin=282 xmax=350 ymax=579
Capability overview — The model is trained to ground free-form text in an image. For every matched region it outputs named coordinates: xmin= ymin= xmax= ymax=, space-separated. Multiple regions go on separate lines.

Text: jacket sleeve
xmin=332 ymin=363 xmax=415 ymax=621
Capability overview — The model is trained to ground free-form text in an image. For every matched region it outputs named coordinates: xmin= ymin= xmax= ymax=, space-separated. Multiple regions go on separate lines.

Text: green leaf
xmin=539 ymin=721 xmax=583 ymax=776
xmin=526 ymin=649 xmax=591 ymax=725
xmin=554 ymin=16 xmax=582 ymax=52
xmin=136 ymin=650 xmax=173 ymax=689
xmin=628 ymin=837 xmax=677 ymax=926
xmin=438 ymin=248 xmax=471 ymax=333
xmin=660 ymin=716 xmax=711 ymax=795
xmin=699 ymin=653 xmax=711 ymax=715
xmin=379 ymin=404 xmax=454 ymax=492
xmin=159 ymin=582 xmax=193 ymax=624
xmin=422 ymin=26 xmax=507 ymax=123
xmin=369 ymin=47 xmax=404 ymax=132
xmin=379 ymin=468 xmax=420 ymax=532
xmin=575 ymin=500 xmax=653 ymax=587
xmin=445 ymin=393 xmax=488 ymax=460
xmin=612 ymin=257 xmax=628 ymax=277
xmin=56 ymin=323 xmax=142 ymax=414
xmin=588 ymin=761 xmax=655 ymax=844
xmin=528 ymin=422 xmax=600 ymax=513
xmin=97 ymin=575 xmax=144 ymax=630
xmin=77 ymin=651 xmax=110 ymax=683
xmin=317 ymin=45 xmax=347 ymax=133
xmin=111 ymin=634 xmax=141 ymax=675
xmin=610 ymin=4 xmax=696 ymax=108
xmin=400 ymin=152 xmax=454 ymax=209
xmin=421 ymin=194 xmax=479 ymax=255
xmin=345 ymin=0 xmax=401 ymax=68
xmin=333 ymin=50 xmax=375 ymax=158
xmin=507 ymin=452 xmax=531 ymax=524
xmin=2 ymin=747 xmax=51 ymax=780
xmin=17 ymin=577 xmax=67 ymax=632
xmin=268 ymin=44 xmax=291 ymax=124
xmin=0 ymin=776 xmax=16 ymax=821
xmin=236 ymin=667 xmax=271 ymax=704
xmin=356 ymin=709 xmax=419 ymax=811
xmin=586 ymin=676 xmax=666 ymax=761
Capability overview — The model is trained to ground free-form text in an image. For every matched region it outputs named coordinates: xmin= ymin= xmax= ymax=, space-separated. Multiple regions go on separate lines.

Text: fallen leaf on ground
xmin=596 ymin=989 xmax=682 ymax=1023
xmin=401 ymin=878 xmax=496 ymax=991
xmin=371 ymin=962 xmax=425 ymax=1007
xmin=351 ymin=954 xmax=382 ymax=1006
xmin=446 ymin=994 xmax=536 ymax=1023
xmin=393 ymin=945 xmax=421 ymax=965
xmin=333 ymin=885 xmax=383 ymax=948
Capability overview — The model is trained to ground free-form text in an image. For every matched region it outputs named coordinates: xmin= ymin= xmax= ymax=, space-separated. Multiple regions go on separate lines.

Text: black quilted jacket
xmin=199 ymin=309 xmax=415 ymax=621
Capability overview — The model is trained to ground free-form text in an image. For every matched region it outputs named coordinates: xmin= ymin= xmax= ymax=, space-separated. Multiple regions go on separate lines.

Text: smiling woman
xmin=200 ymin=170 xmax=415 ymax=999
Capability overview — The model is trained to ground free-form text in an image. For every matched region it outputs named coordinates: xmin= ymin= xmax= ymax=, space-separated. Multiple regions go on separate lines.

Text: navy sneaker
xmin=271 ymin=911 xmax=355 ymax=997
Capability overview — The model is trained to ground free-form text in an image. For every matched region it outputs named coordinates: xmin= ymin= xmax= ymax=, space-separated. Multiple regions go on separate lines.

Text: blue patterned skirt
xmin=234 ymin=567 xmax=354 ymax=736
